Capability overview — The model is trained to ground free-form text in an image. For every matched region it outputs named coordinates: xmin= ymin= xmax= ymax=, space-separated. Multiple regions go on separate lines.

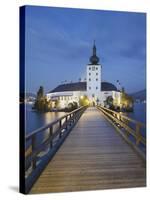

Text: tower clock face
xmin=92 ymin=66 xmax=95 ymax=71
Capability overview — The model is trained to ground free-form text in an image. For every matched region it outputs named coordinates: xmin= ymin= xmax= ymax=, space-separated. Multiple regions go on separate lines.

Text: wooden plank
xmin=30 ymin=107 xmax=146 ymax=194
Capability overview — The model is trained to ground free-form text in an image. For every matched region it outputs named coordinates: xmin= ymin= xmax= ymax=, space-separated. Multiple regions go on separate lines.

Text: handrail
xmin=99 ymin=106 xmax=145 ymax=128
xmin=97 ymin=106 xmax=146 ymax=152
xmin=25 ymin=106 xmax=87 ymax=177
xmin=26 ymin=106 xmax=85 ymax=140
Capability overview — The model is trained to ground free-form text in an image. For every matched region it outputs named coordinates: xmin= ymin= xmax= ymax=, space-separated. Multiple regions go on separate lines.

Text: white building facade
xmin=86 ymin=42 xmax=102 ymax=105
xmin=47 ymin=42 xmax=121 ymax=108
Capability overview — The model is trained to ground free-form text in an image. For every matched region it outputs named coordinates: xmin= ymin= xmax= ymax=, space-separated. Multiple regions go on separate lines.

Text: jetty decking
xmin=30 ymin=107 xmax=146 ymax=193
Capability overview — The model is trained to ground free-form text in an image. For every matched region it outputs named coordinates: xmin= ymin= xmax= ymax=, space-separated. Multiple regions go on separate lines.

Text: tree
xmin=68 ymin=102 xmax=78 ymax=111
xmin=72 ymin=101 xmax=78 ymax=109
xmin=79 ymin=95 xmax=90 ymax=106
xmin=33 ymin=86 xmax=50 ymax=112
xmin=120 ymin=89 xmax=134 ymax=111
xmin=37 ymin=86 xmax=44 ymax=100
xmin=106 ymin=96 xmax=113 ymax=108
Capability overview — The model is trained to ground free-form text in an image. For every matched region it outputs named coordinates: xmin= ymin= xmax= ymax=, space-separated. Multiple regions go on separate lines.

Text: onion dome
xmin=89 ymin=40 xmax=99 ymax=65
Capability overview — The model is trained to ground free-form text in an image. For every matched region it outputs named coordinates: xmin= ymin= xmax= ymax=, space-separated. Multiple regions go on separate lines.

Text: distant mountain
xmin=130 ymin=89 xmax=146 ymax=101
xmin=20 ymin=92 xmax=36 ymax=102
xmin=25 ymin=92 xmax=36 ymax=98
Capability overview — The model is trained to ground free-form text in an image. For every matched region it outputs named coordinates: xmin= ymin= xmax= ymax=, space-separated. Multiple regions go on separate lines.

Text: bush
xmin=67 ymin=102 xmax=78 ymax=111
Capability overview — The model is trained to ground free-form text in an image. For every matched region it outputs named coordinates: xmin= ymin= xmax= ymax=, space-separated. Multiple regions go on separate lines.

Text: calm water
xmin=123 ymin=103 xmax=146 ymax=138
xmin=127 ymin=103 xmax=146 ymax=124
xmin=25 ymin=104 xmax=66 ymax=134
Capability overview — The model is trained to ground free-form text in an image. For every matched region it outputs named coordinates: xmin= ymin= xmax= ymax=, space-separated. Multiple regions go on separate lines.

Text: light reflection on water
xmin=127 ymin=103 xmax=146 ymax=124
xmin=127 ymin=103 xmax=146 ymax=137
xmin=113 ymin=103 xmax=146 ymax=137
xmin=25 ymin=104 xmax=66 ymax=148
xmin=25 ymin=104 xmax=66 ymax=134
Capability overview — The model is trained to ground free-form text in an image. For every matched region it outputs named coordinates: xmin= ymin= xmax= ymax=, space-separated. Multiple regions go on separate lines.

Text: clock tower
xmin=86 ymin=41 xmax=102 ymax=105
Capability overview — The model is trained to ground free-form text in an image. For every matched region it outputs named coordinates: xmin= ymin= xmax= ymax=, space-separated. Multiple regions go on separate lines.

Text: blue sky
xmin=24 ymin=6 xmax=146 ymax=94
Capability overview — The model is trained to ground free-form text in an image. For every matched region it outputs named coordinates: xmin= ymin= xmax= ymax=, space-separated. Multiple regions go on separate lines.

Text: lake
xmin=126 ymin=103 xmax=146 ymax=138
xmin=25 ymin=104 xmax=66 ymax=134
xmin=126 ymin=103 xmax=146 ymax=124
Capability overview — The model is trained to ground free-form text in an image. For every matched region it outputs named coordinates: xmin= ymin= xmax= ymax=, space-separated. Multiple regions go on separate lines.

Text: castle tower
xmin=86 ymin=41 xmax=102 ymax=105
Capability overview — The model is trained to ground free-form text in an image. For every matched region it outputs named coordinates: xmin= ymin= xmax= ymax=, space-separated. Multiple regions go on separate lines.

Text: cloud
xmin=25 ymin=6 xmax=146 ymax=93
xmin=119 ymin=40 xmax=146 ymax=61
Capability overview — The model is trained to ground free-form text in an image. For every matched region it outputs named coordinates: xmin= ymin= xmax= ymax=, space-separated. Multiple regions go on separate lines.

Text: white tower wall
xmin=86 ymin=64 xmax=101 ymax=104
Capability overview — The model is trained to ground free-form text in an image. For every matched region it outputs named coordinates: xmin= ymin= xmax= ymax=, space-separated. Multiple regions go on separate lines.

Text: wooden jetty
xmin=28 ymin=107 xmax=146 ymax=194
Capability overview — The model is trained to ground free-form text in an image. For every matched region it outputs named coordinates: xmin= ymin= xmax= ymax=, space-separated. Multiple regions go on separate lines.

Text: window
xmin=96 ymin=78 xmax=98 ymax=81
xmin=89 ymin=67 xmax=91 ymax=70
xmin=92 ymin=66 xmax=95 ymax=71
xmin=89 ymin=78 xmax=91 ymax=81
xmin=96 ymin=87 xmax=98 ymax=90
xmin=89 ymin=87 xmax=91 ymax=90
xmin=96 ymin=67 xmax=98 ymax=70
xmin=96 ymin=73 xmax=98 ymax=75
xmin=89 ymin=73 xmax=91 ymax=76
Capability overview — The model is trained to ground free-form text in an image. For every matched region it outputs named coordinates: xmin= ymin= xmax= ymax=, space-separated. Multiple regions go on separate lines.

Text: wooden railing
xmin=25 ymin=106 xmax=87 ymax=193
xmin=97 ymin=106 xmax=146 ymax=158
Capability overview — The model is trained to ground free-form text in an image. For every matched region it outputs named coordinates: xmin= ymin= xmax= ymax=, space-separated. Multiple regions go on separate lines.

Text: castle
xmin=47 ymin=42 xmax=121 ymax=108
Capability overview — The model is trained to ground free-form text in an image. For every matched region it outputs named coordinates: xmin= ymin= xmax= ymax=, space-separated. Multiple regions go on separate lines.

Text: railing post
xmin=25 ymin=107 xmax=87 ymax=175
xmin=136 ymin=123 xmax=141 ymax=145
xmin=32 ymin=135 xmax=37 ymax=170
xmin=49 ymin=126 xmax=53 ymax=148
xmin=65 ymin=116 xmax=68 ymax=130
xmin=59 ymin=120 xmax=62 ymax=138
xmin=79 ymin=108 xmax=82 ymax=117
xmin=97 ymin=105 xmax=145 ymax=150
xmin=69 ymin=114 xmax=72 ymax=126
xmin=120 ymin=114 xmax=122 ymax=122
xmin=73 ymin=112 xmax=75 ymax=123
xmin=118 ymin=113 xmax=120 ymax=121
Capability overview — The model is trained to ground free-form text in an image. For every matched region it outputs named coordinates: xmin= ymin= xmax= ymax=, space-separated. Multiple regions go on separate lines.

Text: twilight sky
xmin=24 ymin=6 xmax=146 ymax=94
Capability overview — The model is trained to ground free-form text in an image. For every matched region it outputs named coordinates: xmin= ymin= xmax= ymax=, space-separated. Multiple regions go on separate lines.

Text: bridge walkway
xmin=31 ymin=107 xmax=146 ymax=193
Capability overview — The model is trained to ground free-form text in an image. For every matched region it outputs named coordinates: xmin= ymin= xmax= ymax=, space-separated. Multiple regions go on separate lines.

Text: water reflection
xmin=25 ymin=104 xmax=66 ymax=148
xmin=25 ymin=104 xmax=66 ymax=134
xmin=42 ymin=111 xmax=66 ymax=141
xmin=111 ymin=103 xmax=146 ymax=137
